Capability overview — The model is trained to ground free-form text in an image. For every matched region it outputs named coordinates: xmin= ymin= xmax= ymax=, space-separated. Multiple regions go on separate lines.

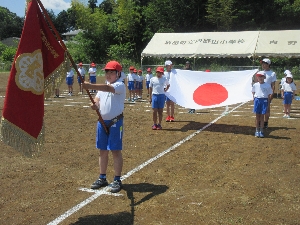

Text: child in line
xmin=126 ymin=66 xmax=136 ymax=102
xmin=133 ymin=69 xmax=139 ymax=100
xmin=149 ymin=67 xmax=170 ymax=130
xmin=252 ymin=71 xmax=273 ymax=138
xmin=281 ymin=73 xmax=297 ymax=118
xmin=88 ymin=62 xmax=97 ymax=93
xmin=145 ymin=68 xmax=153 ymax=97
xmin=137 ymin=69 xmax=144 ymax=99
xmin=66 ymin=64 xmax=74 ymax=96
xmin=77 ymin=62 xmax=86 ymax=94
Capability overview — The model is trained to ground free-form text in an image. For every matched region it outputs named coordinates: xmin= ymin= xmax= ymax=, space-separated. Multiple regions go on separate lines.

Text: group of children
xmin=64 ymin=62 xmax=97 ymax=96
xmin=252 ymin=58 xmax=297 ymax=138
xmin=126 ymin=60 xmax=176 ymax=130
xmin=125 ymin=66 xmax=146 ymax=102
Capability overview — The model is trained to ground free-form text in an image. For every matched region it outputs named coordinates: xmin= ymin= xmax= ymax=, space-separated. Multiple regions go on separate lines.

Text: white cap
xmin=165 ymin=60 xmax=172 ymax=66
xmin=286 ymin=73 xmax=293 ymax=78
xmin=284 ymin=70 xmax=291 ymax=75
xmin=262 ymin=58 xmax=271 ymax=65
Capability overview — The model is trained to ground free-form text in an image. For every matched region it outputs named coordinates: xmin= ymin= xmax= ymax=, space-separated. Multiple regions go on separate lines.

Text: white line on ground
xmin=47 ymin=102 xmax=247 ymax=225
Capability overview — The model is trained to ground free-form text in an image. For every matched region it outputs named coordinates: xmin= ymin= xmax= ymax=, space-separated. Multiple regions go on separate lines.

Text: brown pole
xmin=35 ymin=0 xmax=108 ymax=134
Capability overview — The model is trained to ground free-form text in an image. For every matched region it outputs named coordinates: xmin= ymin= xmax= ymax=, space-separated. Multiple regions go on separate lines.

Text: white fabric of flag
xmin=165 ymin=69 xmax=257 ymax=109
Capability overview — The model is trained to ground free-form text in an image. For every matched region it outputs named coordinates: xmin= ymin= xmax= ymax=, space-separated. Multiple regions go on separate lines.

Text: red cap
xmin=256 ymin=71 xmax=266 ymax=77
xmin=78 ymin=62 xmax=83 ymax=66
xmin=138 ymin=69 xmax=142 ymax=73
xmin=156 ymin=67 xmax=164 ymax=73
xmin=91 ymin=62 xmax=96 ymax=67
xmin=133 ymin=69 xmax=137 ymax=73
xmin=129 ymin=66 xmax=135 ymax=70
xmin=104 ymin=60 xmax=122 ymax=72
xmin=147 ymin=68 xmax=151 ymax=72
xmin=205 ymin=69 xmax=211 ymax=72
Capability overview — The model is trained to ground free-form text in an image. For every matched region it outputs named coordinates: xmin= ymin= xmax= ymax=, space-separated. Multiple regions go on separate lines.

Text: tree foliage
xmin=0 ymin=7 xmax=23 ymax=40
xmin=3 ymin=0 xmax=300 ymax=68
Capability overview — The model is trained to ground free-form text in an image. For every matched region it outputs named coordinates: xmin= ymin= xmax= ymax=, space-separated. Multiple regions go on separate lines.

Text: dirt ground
xmin=0 ymin=72 xmax=300 ymax=225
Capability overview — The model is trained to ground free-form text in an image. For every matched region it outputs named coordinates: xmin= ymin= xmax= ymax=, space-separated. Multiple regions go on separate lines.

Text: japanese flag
xmin=165 ymin=69 xmax=257 ymax=109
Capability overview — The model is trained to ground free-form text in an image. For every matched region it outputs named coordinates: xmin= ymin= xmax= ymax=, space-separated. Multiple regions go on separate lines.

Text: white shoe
xmin=283 ymin=114 xmax=287 ymax=118
xmin=286 ymin=115 xmax=290 ymax=118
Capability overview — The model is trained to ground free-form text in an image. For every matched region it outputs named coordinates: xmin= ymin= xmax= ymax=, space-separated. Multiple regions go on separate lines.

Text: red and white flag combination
xmin=0 ymin=0 xmax=67 ymax=156
xmin=165 ymin=69 xmax=257 ymax=109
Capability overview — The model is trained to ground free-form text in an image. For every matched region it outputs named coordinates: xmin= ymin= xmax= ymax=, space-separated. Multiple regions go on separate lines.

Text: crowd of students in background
xmin=62 ymin=59 xmax=297 ymax=136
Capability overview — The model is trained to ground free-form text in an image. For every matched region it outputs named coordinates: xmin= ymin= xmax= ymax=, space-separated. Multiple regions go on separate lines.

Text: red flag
xmin=0 ymin=0 xmax=67 ymax=156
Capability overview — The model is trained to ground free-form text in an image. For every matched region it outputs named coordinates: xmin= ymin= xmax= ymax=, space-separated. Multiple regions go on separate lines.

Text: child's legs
xmin=157 ymin=108 xmax=163 ymax=124
xmin=286 ymin=104 xmax=291 ymax=115
xmin=169 ymin=101 xmax=175 ymax=116
xmin=99 ymin=150 xmax=109 ymax=174
xmin=152 ymin=108 xmax=158 ymax=124
xmin=284 ymin=104 xmax=288 ymax=114
xmin=256 ymin=114 xmax=264 ymax=129
xmin=111 ymin=150 xmax=123 ymax=177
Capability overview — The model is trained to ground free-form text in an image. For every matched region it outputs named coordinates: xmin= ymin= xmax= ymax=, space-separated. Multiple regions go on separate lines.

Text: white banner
xmin=165 ymin=69 xmax=257 ymax=109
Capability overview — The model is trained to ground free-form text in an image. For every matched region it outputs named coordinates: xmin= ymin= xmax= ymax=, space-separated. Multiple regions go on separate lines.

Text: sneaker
xmin=283 ymin=114 xmax=287 ymax=118
xmin=109 ymin=180 xmax=123 ymax=193
xmin=91 ymin=178 xmax=108 ymax=189
xmin=152 ymin=124 xmax=157 ymax=130
xmin=170 ymin=116 xmax=175 ymax=122
xmin=263 ymin=122 xmax=268 ymax=129
xmin=286 ymin=115 xmax=290 ymax=118
xmin=255 ymin=131 xmax=260 ymax=137
xmin=156 ymin=124 xmax=162 ymax=130
xmin=259 ymin=131 xmax=264 ymax=138
xmin=166 ymin=116 xmax=170 ymax=122
xmin=127 ymin=98 xmax=131 ymax=101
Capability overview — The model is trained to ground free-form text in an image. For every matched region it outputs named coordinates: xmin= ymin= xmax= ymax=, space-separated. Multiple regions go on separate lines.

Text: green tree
xmin=88 ymin=0 xmax=98 ymax=13
xmin=206 ymin=0 xmax=237 ymax=31
xmin=70 ymin=0 xmax=112 ymax=62
xmin=0 ymin=7 xmax=23 ymax=40
xmin=1 ymin=46 xmax=16 ymax=62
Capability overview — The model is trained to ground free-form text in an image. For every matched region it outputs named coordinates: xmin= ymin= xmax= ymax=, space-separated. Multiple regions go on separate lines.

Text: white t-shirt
xmin=78 ymin=67 xmax=86 ymax=76
xmin=127 ymin=73 xmax=136 ymax=82
xmin=281 ymin=82 xmax=297 ymax=92
xmin=164 ymin=69 xmax=176 ymax=81
xmin=252 ymin=82 xmax=273 ymax=98
xmin=150 ymin=76 xmax=169 ymax=94
xmin=138 ymin=75 xmax=144 ymax=82
xmin=264 ymin=70 xmax=276 ymax=85
xmin=96 ymin=79 xmax=126 ymax=120
xmin=145 ymin=73 xmax=153 ymax=82
xmin=89 ymin=67 xmax=97 ymax=76
xmin=66 ymin=69 xmax=74 ymax=77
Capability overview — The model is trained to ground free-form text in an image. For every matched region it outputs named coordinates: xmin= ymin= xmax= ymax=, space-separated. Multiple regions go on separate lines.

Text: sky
xmin=0 ymin=0 xmax=101 ymax=17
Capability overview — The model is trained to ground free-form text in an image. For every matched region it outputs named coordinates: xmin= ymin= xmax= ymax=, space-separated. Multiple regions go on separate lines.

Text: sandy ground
xmin=0 ymin=72 xmax=300 ymax=225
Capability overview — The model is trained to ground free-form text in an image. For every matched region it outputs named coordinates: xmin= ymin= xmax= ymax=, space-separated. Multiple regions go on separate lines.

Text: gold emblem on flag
xmin=15 ymin=49 xmax=44 ymax=95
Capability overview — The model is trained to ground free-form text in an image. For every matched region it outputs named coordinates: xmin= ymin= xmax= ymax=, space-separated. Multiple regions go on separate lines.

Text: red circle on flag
xmin=193 ymin=83 xmax=228 ymax=106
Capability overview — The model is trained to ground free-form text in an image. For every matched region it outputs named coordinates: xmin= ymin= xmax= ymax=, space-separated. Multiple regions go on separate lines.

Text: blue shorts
xmin=66 ymin=77 xmax=73 ymax=85
xmin=283 ymin=92 xmax=293 ymax=104
xmin=77 ymin=75 xmax=85 ymax=83
xmin=146 ymin=81 xmax=150 ymax=89
xmin=165 ymin=96 xmax=172 ymax=102
xmin=96 ymin=118 xmax=123 ymax=150
xmin=139 ymin=82 xmax=143 ymax=89
xmin=253 ymin=98 xmax=268 ymax=114
xmin=128 ymin=81 xmax=135 ymax=90
xmin=90 ymin=76 xmax=96 ymax=83
xmin=152 ymin=94 xmax=165 ymax=109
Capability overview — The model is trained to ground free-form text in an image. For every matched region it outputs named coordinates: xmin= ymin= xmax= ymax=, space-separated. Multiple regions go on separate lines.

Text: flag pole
xmin=35 ymin=0 xmax=108 ymax=134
